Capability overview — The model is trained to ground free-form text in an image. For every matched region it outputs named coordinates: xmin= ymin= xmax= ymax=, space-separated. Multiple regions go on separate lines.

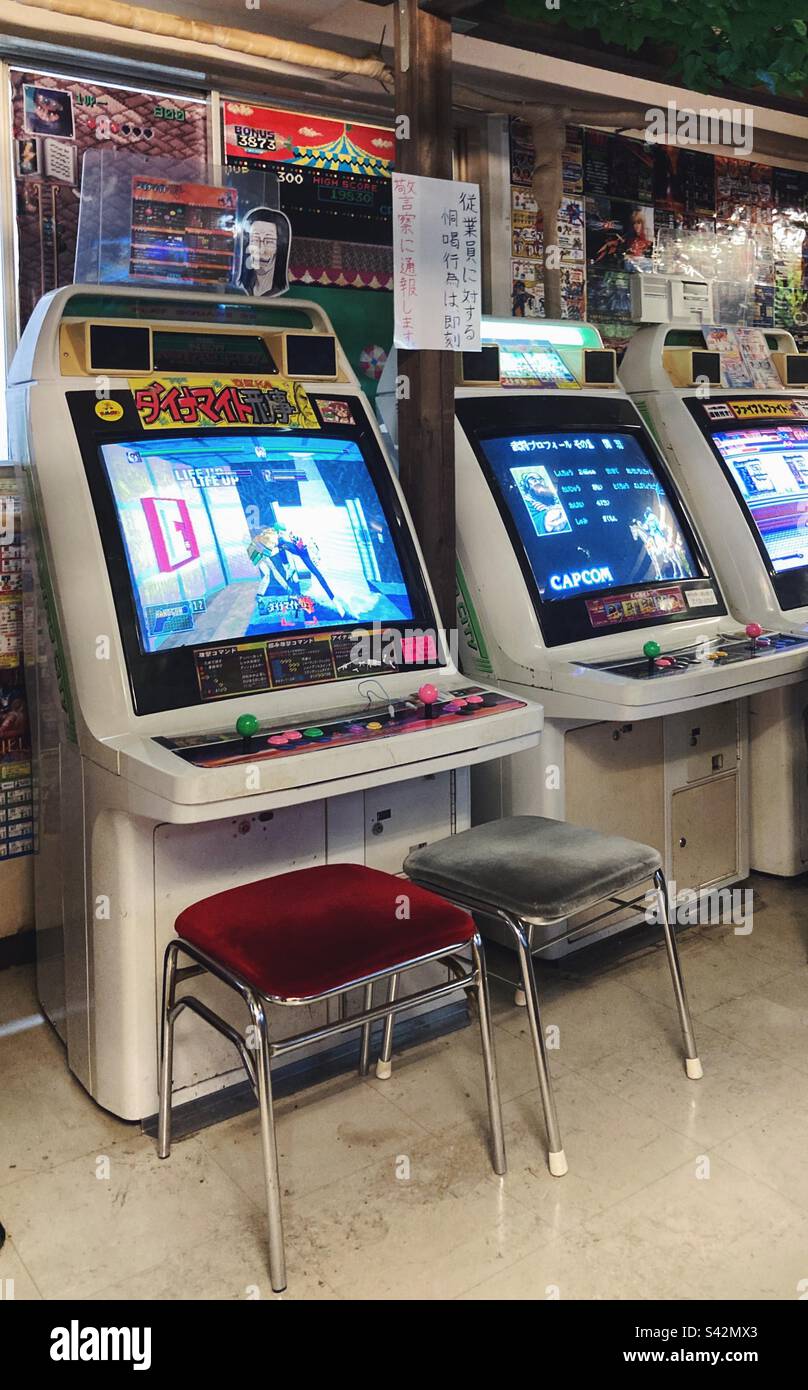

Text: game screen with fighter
xmin=712 ymin=424 xmax=808 ymax=574
xmin=98 ymin=432 xmax=415 ymax=653
xmin=479 ymin=430 xmax=699 ymax=602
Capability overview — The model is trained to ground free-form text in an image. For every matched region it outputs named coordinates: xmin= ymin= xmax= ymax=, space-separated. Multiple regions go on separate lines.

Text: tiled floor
xmin=1 ymin=872 xmax=806 ymax=1301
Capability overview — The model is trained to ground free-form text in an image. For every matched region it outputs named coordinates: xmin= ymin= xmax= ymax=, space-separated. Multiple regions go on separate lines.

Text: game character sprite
xmin=519 ymin=472 xmax=569 ymax=536
xmin=248 ymin=522 xmax=347 ymax=616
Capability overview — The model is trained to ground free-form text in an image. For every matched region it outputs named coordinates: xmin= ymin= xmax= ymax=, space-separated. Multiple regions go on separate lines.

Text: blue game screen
xmin=98 ymin=433 xmax=415 ymax=652
xmin=479 ymin=431 xmax=698 ymax=601
xmin=712 ymin=424 xmax=808 ymax=574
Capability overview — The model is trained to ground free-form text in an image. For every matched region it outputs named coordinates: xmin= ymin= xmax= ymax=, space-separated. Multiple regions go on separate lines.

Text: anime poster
xmin=586 ymin=196 xmax=655 ymax=272
xmin=223 ymin=101 xmax=394 ymax=290
xmin=10 ymin=69 xmax=208 ymax=329
xmin=509 ymin=119 xmax=583 ymax=195
xmin=510 ymin=193 xmax=585 ymax=319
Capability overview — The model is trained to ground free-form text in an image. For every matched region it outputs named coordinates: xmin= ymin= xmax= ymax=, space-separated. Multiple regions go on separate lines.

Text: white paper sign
xmin=393 ymin=173 xmax=481 ymax=351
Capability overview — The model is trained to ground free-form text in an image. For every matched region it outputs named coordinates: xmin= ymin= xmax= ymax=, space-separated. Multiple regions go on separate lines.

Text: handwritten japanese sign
xmin=392 ymin=174 xmax=481 ymax=351
xmin=129 ymin=376 xmax=319 ymax=431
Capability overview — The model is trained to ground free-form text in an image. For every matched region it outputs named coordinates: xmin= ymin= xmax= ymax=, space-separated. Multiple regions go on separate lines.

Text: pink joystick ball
xmin=746 ymin=622 xmax=763 ymax=639
xmin=418 ymin=683 xmax=439 ymax=705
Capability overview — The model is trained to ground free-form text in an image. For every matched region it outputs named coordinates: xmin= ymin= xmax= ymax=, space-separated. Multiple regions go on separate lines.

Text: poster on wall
xmin=10 ymin=69 xmax=208 ymax=329
xmin=0 ymin=474 xmax=33 ymax=860
xmin=223 ymin=101 xmax=394 ymax=290
xmin=392 ymin=173 xmax=481 ymax=350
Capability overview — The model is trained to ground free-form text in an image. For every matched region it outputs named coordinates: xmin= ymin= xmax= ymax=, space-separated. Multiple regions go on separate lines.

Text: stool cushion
xmin=405 ymin=816 xmax=662 ymax=925
xmin=174 ymin=864 xmax=474 ymax=1001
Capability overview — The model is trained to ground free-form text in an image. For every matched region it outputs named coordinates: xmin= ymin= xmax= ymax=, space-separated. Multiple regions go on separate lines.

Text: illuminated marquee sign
xmin=129 ymin=375 xmax=319 ymax=432
xmin=549 ymin=565 xmax=614 ymax=593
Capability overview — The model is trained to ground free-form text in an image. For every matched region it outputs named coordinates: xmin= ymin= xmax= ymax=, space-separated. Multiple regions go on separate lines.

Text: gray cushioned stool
xmin=400 ymin=816 xmax=702 ymax=1178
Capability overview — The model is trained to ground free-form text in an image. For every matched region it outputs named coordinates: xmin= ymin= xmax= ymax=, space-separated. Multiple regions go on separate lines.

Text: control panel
xmin=584 ymin=624 xmax=808 ymax=682
xmin=156 ymin=685 xmax=525 ymax=768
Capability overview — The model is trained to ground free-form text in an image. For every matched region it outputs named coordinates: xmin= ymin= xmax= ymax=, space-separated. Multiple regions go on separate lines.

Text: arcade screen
xmin=479 ymin=430 xmax=699 ymax=602
xmin=98 ymin=433 xmax=415 ymax=653
xmin=712 ymin=424 xmax=808 ymax=574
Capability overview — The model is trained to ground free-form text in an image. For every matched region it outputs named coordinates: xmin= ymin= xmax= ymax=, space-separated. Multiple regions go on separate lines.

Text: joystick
xmin=236 ymin=712 xmax=259 ymax=754
xmin=746 ymin=621 xmax=763 ymax=654
xmin=418 ymin=682 xmax=440 ymax=719
xmin=643 ymin=640 xmax=661 ymax=676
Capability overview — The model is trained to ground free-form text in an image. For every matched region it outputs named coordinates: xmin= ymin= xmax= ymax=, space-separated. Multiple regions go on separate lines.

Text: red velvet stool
xmin=157 ymin=863 xmax=506 ymax=1292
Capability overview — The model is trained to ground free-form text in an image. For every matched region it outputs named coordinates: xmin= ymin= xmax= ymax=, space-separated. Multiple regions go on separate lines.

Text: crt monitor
xmin=98 ymin=432 xmax=415 ymax=653
xmin=456 ymin=394 xmax=722 ymax=647
xmin=70 ymin=391 xmax=437 ymax=713
xmin=710 ymin=424 xmax=808 ymax=575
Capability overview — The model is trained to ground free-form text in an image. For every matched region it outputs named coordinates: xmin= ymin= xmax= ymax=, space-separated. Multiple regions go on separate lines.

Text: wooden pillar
xmin=394 ymin=0 xmax=456 ymax=629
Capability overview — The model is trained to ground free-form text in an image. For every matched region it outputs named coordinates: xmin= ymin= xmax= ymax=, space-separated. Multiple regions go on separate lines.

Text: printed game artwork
xmin=0 ymin=474 xmax=33 ymax=860
xmin=223 ymin=101 xmax=394 ymax=290
xmin=11 ymin=69 xmax=208 ymax=330
xmin=130 ymin=178 xmax=238 ymax=286
xmin=715 ymin=159 xmax=773 ymax=216
xmin=653 ymin=146 xmax=716 ymax=217
xmin=583 ymin=130 xmax=653 ymax=204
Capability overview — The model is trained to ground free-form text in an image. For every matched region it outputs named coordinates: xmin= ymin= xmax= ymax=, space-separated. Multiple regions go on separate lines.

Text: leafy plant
xmin=505 ymin=0 xmax=808 ymax=96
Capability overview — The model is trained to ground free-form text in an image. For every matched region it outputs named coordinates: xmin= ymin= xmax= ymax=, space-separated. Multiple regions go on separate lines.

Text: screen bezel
xmin=456 ymin=393 xmax=724 ymax=647
xmin=685 ymin=394 xmax=808 ymax=612
xmin=68 ymin=390 xmax=438 ymax=715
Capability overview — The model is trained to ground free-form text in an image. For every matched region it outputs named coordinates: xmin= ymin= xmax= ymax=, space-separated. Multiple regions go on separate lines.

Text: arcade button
xmin=441 ymin=701 xmax=462 ymax=714
xmin=346 ymin=722 xmax=366 ymax=734
xmin=282 ymin=730 xmax=303 ymax=741
xmin=366 ymin=721 xmax=383 ymax=731
xmin=268 ymin=735 xmax=289 ymax=746
xmin=302 ymin=727 xmax=325 ymax=739
xmin=466 ymin=694 xmax=484 ymax=705
xmin=654 ymin=657 xmax=674 ymax=670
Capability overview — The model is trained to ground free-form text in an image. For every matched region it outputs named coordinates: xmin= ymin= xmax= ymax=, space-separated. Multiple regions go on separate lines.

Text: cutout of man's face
xmin=248 ymin=220 xmax=278 ymax=276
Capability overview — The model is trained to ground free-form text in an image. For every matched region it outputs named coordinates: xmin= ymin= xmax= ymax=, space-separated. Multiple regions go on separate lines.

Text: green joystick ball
xmin=643 ymin=639 xmax=661 ymax=676
xmin=236 ymin=713 xmax=260 ymax=744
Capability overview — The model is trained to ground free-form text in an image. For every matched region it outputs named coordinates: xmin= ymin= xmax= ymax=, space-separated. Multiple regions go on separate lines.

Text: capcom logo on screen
xmin=549 ymin=566 xmax=614 ymax=593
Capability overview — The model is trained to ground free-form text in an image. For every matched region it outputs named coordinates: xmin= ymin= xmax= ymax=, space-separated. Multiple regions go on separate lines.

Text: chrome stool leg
xmin=510 ymin=916 xmax=568 ymax=1177
xmin=358 ymin=982 xmax=374 ymax=1076
xmin=472 ymin=935 xmax=506 ymax=1175
xmin=248 ymin=991 xmax=287 ymax=1293
xmin=654 ymin=869 xmax=703 ymax=1080
xmin=375 ymin=972 xmax=399 ymax=1080
xmin=157 ymin=940 xmax=182 ymax=1161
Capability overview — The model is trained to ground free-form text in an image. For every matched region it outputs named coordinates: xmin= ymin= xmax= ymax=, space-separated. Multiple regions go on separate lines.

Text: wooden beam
xmin=394 ymin=0 xmax=457 ymax=631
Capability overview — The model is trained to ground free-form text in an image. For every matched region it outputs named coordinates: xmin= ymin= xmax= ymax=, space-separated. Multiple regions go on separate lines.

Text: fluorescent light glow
xmin=482 ymin=317 xmax=599 ymax=348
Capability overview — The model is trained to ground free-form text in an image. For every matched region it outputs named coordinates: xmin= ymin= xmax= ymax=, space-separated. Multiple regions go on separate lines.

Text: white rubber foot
xmin=514 ymin=986 xmax=527 ymax=1008
xmin=548 ymin=1149 xmax=569 ymax=1177
xmin=686 ymin=1056 xmax=704 ymax=1080
xmin=375 ymin=1058 xmax=392 ymax=1080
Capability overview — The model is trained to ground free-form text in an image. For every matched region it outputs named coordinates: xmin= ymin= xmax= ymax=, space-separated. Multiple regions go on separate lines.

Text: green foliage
xmin=504 ymin=0 xmax=808 ymax=96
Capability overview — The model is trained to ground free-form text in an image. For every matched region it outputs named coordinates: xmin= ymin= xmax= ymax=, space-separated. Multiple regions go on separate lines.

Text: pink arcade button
xmin=466 ymin=694 xmax=484 ymax=704
xmin=268 ymin=735 xmax=289 ymax=746
xmin=454 ymin=698 xmax=469 ymax=707
xmin=282 ymin=730 xmax=303 ymax=741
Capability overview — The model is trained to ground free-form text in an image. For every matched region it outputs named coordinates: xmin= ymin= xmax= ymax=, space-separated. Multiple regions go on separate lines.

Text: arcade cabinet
xmin=622 ymin=309 xmax=808 ymax=874
xmin=7 ymin=286 xmax=541 ymax=1120
xmin=378 ymin=317 xmax=808 ymax=951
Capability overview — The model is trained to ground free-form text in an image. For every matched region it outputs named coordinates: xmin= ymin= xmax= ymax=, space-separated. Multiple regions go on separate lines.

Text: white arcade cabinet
xmin=621 ymin=312 xmax=808 ymax=874
xmin=379 ymin=317 xmax=808 ymax=949
xmin=7 ymin=286 xmax=541 ymax=1119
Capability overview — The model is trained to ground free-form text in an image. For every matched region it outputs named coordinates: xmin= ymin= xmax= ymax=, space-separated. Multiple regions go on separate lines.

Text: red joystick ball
xmin=418 ymin=683 xmax=439 ymax=705
xmin=746 ymin=622 xmax=763 ymax=640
